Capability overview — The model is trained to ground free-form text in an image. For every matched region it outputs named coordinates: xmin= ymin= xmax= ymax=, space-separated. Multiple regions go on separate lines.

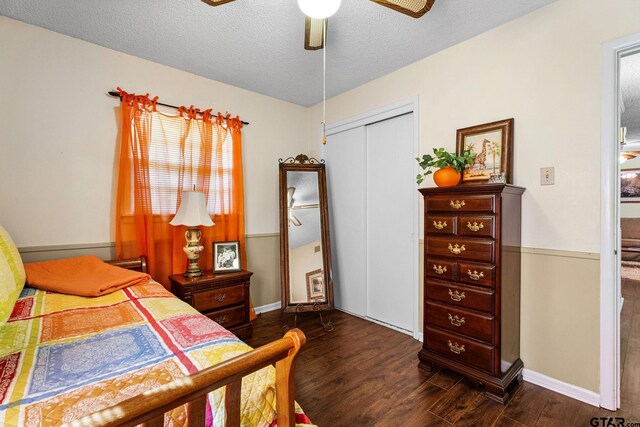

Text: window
xmin=144 ymin=112 xmax=234 ymax=216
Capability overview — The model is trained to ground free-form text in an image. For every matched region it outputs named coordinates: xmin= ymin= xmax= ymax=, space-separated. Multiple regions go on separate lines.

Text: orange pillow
xmin=25 ymin=256 xmax=150 ymax=297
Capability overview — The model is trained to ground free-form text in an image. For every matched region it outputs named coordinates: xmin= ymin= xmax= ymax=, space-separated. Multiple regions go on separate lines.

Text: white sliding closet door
xmin=366 ymin=113 xmax=414 ymax=331
xmin=324 ymin=106 xmax=417 ymax=333
xmin=324 ymin=126 xmax=367 ymax=317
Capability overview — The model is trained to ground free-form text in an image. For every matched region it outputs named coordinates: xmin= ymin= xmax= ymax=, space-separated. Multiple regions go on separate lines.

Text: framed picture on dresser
xmin=213 ymin=241 xmax=242 ymax=273
xmin=456 ymin=118 xmax=514 ymax=184
xmin=621 ymin=168 xmax=640 ymax=202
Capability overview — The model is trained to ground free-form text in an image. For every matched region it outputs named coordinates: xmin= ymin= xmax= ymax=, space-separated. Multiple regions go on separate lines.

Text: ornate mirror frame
xmin=279 ymin=154 xmax=334 ymax=314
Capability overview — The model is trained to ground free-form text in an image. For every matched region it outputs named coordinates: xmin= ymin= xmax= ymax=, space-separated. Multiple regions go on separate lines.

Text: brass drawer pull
xmin=448 ymin=340 xmax=465 ymax=354
xmin=214 ymin=293 xmax=227 ymax=303
xmin=450 ymin=200 xmax=465 ymax=209
xmin=448 ymin=243 xmax=466 ymax=255
xmin=448 ymin=314 xmax=466 ymax=327
xmin=432 ymin=220 xmax=447 ymax=230
xmin=214 ymin=314 xmax=228 ymax=324
xmin=448 ymin=289 xmax=466 ymax=301
xmin=433 ymin=264 xmax=447 ymax=275
xmin=467 ymin=270 xmax=484 ymax=281
xmin=467 ymin=221 xmax=484 ymax=232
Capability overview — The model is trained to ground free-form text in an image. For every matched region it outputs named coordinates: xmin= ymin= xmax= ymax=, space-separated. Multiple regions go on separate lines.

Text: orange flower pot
xmin=433 ymin=166 xmax=461 ymax=187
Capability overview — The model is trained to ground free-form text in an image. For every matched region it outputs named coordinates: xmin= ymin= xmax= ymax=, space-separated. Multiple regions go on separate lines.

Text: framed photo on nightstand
xmin=213 ymin=241 xmax=242 ymax=273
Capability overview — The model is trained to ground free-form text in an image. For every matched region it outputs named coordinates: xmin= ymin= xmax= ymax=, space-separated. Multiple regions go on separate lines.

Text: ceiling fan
xmin=201 ymin=0 xmax=437 ymax=50
xmin=287 ymin=187 xmax=319 ymax=227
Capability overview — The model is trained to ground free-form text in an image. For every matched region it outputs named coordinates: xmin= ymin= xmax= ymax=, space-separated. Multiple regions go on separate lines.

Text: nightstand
xmin=170 ymin=270 xmax=253 ymax=340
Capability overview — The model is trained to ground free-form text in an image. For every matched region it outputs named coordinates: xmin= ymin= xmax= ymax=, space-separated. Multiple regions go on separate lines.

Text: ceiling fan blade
xmin=291 ymin=204 xmax=320 ymax=210
xmin=289 ymin=214 xmax=302 ymax=227
xmin=201 ymin=0 xmax=235 ymax=6
xmin=287 ymin=187 xmax=296 ymax=208
xmin=305 ymin=17 xmax=327 ymax=51
xmin=370 ymin=0 xmax=436 ymax=18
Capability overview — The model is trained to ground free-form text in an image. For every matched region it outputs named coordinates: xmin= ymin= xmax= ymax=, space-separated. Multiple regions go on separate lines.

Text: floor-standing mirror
xmin=279 ymin=154 xmax=334 ymax=329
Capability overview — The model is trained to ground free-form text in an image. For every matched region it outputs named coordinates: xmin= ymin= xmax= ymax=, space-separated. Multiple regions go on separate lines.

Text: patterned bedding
xmin=0 ymin=281 xmax=311 ymax=426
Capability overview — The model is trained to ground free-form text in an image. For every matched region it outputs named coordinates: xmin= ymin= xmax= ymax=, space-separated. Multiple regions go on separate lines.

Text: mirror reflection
xmin=286 ymin=171 xmax=325 ymax=303
xmin=279 ymin=154 xmax=333 ymax=314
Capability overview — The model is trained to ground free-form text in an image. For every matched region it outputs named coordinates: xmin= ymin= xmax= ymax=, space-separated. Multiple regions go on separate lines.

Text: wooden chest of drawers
xmin=418 ymin=184 xmax=524 ymax=404
xmin=170 ymin=270 xmax=253 ymax=340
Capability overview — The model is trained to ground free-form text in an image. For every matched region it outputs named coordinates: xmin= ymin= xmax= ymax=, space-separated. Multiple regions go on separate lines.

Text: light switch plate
xmin=541 ymin=167 xmax=555 ymax=185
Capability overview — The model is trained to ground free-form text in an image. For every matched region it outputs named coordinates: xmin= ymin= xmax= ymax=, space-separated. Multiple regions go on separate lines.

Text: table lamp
xmin=170 ymin=190 xmax=214 ymax=277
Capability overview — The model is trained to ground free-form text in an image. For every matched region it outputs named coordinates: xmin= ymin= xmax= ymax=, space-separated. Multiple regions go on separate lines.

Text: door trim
xmin=600 ymin=32 xmax=640 ymax=411
xmin=322 ymin=96 xmax=421 ymax=340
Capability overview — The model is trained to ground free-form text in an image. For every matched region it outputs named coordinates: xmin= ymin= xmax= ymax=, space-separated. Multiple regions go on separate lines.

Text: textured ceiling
xmin=0 ymin=0 xmax=556 ymax=106
xmin=622 ymin=52 xmax=640 ymax=144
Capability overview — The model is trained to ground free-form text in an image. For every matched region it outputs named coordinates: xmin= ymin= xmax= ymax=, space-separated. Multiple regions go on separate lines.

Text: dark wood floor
xmin=621 ymin=277 xmax=640 ymax=413
xmin=247 ymin=308 xmax=640 ymax=427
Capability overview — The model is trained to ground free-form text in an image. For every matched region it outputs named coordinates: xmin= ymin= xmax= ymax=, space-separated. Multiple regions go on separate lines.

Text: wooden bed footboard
xmin=74 ymin=257 xmax=306 ymax=426
xmin=66 ymin=328 xmax=306 ymax=427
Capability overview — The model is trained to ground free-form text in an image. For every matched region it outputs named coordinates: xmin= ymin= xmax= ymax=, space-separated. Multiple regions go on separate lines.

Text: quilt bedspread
xmin=0 ymin=281 xmax=311 ymax=426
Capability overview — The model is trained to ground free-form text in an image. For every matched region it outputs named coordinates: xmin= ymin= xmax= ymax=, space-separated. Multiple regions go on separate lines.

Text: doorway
xmin=601 ymin=33 xmax=640 ymax=411
xmin=618 ymin=50 xmax=640 ymax=411
xmin=322 ymin=99 xmax=419 ymax=336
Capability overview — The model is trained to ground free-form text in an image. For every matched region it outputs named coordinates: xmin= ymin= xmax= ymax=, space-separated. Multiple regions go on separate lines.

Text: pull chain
xmin=322 ymin=19 xmax=327 ymax=145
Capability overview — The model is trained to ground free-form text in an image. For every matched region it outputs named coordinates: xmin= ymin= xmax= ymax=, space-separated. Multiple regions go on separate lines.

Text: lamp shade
xmin=298 ymin=0 xmax=341 ymax=19
xmin=170 ymin=191 xmax=214 ymax=227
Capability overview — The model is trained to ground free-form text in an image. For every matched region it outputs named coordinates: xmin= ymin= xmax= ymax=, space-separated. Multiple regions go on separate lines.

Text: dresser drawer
xmin=425 ymin=326 xmax=494 ymax=373
xmin=204 ymin=305 xmax=245 ymax=328
xmin=426 ymin=300 xmax=494 ymax=343
xmin=426 ymin=215 xmax=456 ymax=235
xmin=426 ymin=236 xmax=494 ymax=263
xmin=192 ymin=284 xmax=245 ymax=312
xmin=426 ymin=258 xmax=456 ymax=281
xmin=426 ymin=280 xmax=494 ymax=313
xmin=427 ymin=195 xmax=495 ymax=213
xmin=457 ymin=261 xmax=495 ymax=287
xmin=458 ymin=216 xmax=495 ymax=238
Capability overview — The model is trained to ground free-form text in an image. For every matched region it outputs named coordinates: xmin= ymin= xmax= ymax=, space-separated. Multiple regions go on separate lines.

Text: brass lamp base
xmin=183 ymin=260 xmax=203 ymax=278
xmin=182 ymin=227 xmax=204 ymax=278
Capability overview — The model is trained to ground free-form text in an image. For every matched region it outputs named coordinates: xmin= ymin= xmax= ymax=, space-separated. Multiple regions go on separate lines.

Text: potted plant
xmin=416 ymin=148 xmax=476 ymax=187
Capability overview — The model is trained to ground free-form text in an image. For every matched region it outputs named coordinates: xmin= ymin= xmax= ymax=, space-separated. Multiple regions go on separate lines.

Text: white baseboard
xmin=254 ymin=301 xmax=280 ymax=314
xmin=415 ymin=332 xmax=423 ymax=342
xmin=522 ymin=368 xmax=600 ymax=407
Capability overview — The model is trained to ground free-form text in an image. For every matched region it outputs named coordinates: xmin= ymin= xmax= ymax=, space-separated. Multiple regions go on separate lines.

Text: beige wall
xmin=289 ymin=240 xmax=323 ymax=303
xmin=306 ymin=0 xmax=640 ymax=392
xmin=0 ymin=17 xmax=307 ymax=248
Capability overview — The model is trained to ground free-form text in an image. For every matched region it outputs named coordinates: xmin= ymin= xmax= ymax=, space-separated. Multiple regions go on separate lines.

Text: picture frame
xmin=621 ymin=168 xmax=640 ymax=203
xmin=212 ymin=241 xmax=242 ymax=273
xmin=305 ymin=269 xmax=326 ymax=302
xmin=456 ymin=118 xmax=514 ymax=184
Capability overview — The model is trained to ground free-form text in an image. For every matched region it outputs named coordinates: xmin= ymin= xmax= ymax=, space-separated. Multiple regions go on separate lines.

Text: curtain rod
xmin=107 ymin=91 xmax=250 ymax=126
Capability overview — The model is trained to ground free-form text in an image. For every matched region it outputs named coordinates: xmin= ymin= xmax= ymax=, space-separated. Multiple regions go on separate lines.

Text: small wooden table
xmin=170 ymin=270 xmax=253 ymax=339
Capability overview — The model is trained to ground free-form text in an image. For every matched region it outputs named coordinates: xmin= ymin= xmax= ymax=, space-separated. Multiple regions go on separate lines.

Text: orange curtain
xmin=115 ymin=89 xmax=246 ymax=288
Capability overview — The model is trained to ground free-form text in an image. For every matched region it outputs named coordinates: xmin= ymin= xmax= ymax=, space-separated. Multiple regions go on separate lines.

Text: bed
xmin=0 ymin=256 xmax=310 ymax=426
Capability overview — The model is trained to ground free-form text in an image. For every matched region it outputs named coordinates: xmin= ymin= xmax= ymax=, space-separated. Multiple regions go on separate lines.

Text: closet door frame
xmin=321 ymin=97 xmax=421 ymax=340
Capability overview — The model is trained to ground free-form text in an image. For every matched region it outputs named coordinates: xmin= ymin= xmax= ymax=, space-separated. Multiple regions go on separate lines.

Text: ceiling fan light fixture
xmin=297 ymin=0 xmax=341 ymax=19
xmin=200 ymin=0 xmax=236 ymax=6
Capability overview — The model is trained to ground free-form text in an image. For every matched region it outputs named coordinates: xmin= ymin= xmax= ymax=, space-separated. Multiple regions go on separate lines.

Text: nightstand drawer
xmin=205 ymin=305 xmax=245 ymax=328
xmin=193 ymin=284 xmax=245 ymax=312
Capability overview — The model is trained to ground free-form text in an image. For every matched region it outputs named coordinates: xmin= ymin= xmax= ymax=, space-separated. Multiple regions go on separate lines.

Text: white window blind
xmin=145 ymin=112 xmax=233 ymax=215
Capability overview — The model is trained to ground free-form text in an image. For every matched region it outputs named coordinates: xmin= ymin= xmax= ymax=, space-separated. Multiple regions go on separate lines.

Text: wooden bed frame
xmin=67 ymin=257 xmax=307 ymax=427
